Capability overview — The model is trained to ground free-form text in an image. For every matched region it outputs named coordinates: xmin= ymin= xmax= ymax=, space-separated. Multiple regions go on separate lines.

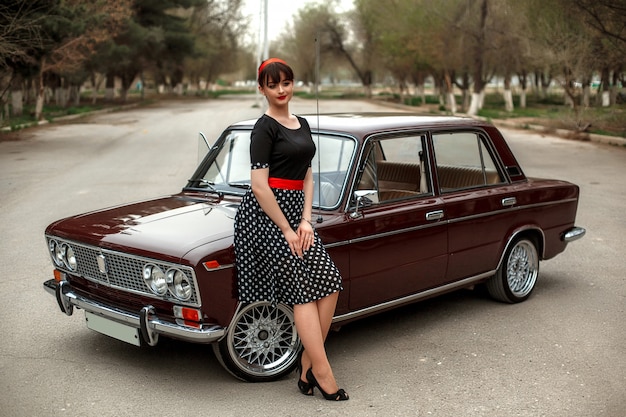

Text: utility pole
xmin=255 ymin=0 xmax=269 ymax=108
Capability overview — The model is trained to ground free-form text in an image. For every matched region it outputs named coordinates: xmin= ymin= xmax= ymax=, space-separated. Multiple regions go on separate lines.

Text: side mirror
xmin=350 ymin=190 xmax=377 ymax=219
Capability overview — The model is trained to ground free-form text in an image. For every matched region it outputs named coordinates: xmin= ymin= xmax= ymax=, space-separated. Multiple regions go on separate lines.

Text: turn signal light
xmin=53 ymin=269 xmax=65 ymax=282
xmin=173 ymin=306 xmax=201 ymax=322
xmin=203 ymin=260 xmax=220 ymax=270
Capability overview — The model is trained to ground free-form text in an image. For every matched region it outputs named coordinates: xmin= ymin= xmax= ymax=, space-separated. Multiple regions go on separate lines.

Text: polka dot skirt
xmin=234 ymin=188 xmax=343 ymax=305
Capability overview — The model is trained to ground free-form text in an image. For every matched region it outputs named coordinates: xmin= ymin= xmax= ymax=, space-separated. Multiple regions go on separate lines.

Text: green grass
xmin=3 ymin=90 xmax=624 ymax=138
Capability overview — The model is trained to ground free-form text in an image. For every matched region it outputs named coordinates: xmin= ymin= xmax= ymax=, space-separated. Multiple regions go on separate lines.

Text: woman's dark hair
xmin=258 ymin=59 xmax=294 ymax=87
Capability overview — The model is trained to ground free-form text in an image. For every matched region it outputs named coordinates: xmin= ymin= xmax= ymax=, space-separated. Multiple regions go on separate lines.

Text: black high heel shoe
xmin=296 ymin=350 xmax=314 ymax=396
xmin=306 ymin=368 xmax=349 ymax=401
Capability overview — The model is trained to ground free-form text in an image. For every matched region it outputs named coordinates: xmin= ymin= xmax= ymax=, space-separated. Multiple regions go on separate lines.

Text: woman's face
xmin=259 ymin=72 xmax=293 ymax=107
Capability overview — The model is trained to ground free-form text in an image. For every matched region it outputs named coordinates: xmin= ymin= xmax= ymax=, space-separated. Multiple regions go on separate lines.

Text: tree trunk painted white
xmin=72 ymin=86 xmax=80 ymax=106
xmin=11 ymin=90 xmax=23 ymax=116
xmin=503 ymin=89 xmax=514 ymax=112
xmin=55 ymin=88 xmax=69 ymax=107
xmin=447 ymin=92 xmax=456 ymax=114
xmin=363 ymin=84 xmax=372 ymax=99
xmin=478 ymin=91 xmax=485 ymax=109
xmin=35 ymin=64 xmax=45 ymax=121
xmin=467 ymin=92 xmax=482 ymax=116
xmin=35 ymin=94 xmax=44 ymax=121
xmin=609 ymin=86 xmax=617 ymax=106
xmin=418 ymin=84 xmax=425 ymax=106
xmin=602 ymin=91 xmax=610 ymax=107
xmin=520 ymin=89 xmax=527 ymax=108
xmin=105 ymin=88 xmax=115 ymax=100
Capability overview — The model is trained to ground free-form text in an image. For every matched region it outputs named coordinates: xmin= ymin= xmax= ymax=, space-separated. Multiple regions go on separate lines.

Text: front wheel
xmin=213 ymin=301 xmax=300 ymax=382
xmin=487 ymin=237 xmax=539 ymax=303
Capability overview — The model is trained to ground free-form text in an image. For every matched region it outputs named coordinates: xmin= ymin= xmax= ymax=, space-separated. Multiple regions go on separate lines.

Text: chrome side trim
xmin=446 ymin=197 xmax=579 ymax=225
xmin=563 ymin=226 xmax=586 ymax=242
xmin=342 ymin=220 xmax=445 ymax=246
xmin=326 ymin=197 xmax=578 ymax=249
xmin=44 ymin=279 xmax=224 ymax=344
xmin=331 ymin=272 xmax=494 ymax=324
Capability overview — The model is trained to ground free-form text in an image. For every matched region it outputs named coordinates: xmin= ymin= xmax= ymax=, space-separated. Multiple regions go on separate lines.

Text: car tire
xmin=212 ymin=301 xmax=301 ymax=382
xmin=487 ymin=237 xmax=539 ymax=303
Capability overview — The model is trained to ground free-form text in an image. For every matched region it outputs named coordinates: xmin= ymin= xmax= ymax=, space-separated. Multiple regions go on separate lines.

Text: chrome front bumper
xmin=43 ymin=279 xmax=225 ymax=345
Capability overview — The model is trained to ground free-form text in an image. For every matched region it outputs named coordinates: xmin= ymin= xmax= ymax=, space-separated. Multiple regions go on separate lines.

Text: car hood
xmin=46 ymin=193 xmax=239 ymax=261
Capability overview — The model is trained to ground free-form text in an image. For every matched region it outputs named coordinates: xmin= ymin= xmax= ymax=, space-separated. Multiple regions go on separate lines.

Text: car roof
xmin=229 ymin=113 xmax=488 ymax=138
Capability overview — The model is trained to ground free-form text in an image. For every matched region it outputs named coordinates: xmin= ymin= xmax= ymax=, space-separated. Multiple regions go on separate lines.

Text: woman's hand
xmin=284 ymin=228 xmax=304 ymax=258
xmin=297 ymin=219 xmax=315 ymax=253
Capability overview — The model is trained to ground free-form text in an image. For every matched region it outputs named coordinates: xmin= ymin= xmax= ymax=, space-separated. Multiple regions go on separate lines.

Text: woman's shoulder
xmin=253 ymin=114 xmax=272 ymax=128
xmin=252 ymin=114 xmax=277 ymax=135
xmin=295 ymin=115 xmax=310 ymax=130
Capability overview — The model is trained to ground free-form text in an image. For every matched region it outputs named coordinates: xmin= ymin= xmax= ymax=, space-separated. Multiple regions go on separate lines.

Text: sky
xmin=243 ymin=0 xmax=354 ymax=42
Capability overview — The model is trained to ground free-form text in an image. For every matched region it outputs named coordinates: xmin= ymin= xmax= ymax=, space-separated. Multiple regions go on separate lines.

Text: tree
xmin=32 ymin=0 xmax=131 ymax=118
xmin=0 ymin=0 xmax=50 ymax=119
xmin=100 ymin=0 xmax=204 ymax=101
xmin=572 ymin=0 xmax=625 ymax=106
xmin=185 ymin=0 xmax=248 ymax=91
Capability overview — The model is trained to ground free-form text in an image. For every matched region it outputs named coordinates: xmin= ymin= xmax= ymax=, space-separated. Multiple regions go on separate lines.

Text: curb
xmin=489 ymin=119 xmax=626 ymax=147
xmin=1 ymin=102 xmax=143 ymax=133
xmin=370 ymin=98 xmax=625 ymax=148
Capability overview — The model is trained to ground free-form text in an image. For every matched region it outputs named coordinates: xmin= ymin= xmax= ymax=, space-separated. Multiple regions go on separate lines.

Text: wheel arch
xmin=497 ymin=226 xmax=545 ymax=271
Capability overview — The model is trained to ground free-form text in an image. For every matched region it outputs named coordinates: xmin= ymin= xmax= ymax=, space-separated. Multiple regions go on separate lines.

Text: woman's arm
xmin=297 ymin=168 xmax=315 ymax=251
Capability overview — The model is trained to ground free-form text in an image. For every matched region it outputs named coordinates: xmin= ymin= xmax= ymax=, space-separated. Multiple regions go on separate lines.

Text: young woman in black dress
xmin=233 ymin=58 xmax=348 ymax=401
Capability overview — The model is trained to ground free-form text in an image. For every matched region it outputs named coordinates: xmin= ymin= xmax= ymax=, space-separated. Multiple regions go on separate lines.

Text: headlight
xmin=61 ymin=243 xmax=77 ymax=271
xmin=143 ymin=264 xmax=167 ymax=295
xmin=49 ymin=239 xmax=64 ymax=267
xmin=167 ymin=268 xmax=192 ymax=301
xmin=49 ymin=239 xmax=77 ymax=271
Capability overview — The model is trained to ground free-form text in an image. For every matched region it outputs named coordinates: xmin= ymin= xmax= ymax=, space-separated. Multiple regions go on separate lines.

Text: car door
xmin=431 ymin=130 xmax=516 ymax=283
xmin=344 ymin=133 xmax=449 ymax=311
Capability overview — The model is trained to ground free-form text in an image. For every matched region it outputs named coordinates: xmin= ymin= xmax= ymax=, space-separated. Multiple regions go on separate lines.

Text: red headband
xmin=258 ymin=58 xmax=288 ymax=76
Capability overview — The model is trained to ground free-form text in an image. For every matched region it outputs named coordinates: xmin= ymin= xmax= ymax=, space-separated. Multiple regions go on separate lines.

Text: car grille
xmin=46 ymin=237 xmax=200 ymax=307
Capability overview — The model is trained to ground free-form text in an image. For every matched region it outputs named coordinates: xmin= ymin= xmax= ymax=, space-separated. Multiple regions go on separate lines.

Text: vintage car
xmin=43 ymin=113 xmax=585 ymax=382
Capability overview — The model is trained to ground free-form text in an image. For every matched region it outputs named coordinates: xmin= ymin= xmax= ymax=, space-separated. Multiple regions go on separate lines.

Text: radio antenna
xmin=315 ymin=33 xmax=323 ymax=224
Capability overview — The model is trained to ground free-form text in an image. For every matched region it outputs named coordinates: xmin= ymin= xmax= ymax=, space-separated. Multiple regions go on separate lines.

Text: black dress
xmin=234 ymin=115 xmax=343 ymax=305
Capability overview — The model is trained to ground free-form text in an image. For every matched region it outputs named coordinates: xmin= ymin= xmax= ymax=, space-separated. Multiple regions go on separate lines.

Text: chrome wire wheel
xmin=506 ymin=240 xmax=538 ymax=297
xmin=214 ymin=301 xmax=300 ymax=382
xmin=487 ymin=237 xmax=540 ymax=303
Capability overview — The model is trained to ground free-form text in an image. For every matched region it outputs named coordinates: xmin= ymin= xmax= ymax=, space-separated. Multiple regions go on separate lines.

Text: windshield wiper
xmin=228 ymin=182 xmax=251 ymax=190
xmin=186 ymin=178 xmax=223 ymax=197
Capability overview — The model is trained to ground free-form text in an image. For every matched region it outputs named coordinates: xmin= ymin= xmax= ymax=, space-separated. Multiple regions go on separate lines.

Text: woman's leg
xmin=294 ymin=292 xmax=341 ymax=393
xmin=299 ymin=292 xmax=338 ymax=377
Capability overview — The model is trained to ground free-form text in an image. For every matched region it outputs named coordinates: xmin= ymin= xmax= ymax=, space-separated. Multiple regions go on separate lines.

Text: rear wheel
xmin=487 ymin=237 xmax=539 ymax=303
xmin=213 ymin=302 xmax=300 ymax=382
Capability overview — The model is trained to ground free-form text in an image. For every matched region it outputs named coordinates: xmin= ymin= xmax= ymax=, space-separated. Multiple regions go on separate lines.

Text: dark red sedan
xmin=43 ymin=114 xmax=585 ymax=381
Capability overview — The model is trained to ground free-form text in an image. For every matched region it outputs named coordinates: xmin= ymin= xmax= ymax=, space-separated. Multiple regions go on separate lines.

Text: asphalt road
xmin=0 ymin=97 xmax=624 ymax=417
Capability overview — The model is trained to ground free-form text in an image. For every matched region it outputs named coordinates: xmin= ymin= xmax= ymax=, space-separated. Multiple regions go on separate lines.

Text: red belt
xmin=268 ymin=177 xmax=304 ymax=190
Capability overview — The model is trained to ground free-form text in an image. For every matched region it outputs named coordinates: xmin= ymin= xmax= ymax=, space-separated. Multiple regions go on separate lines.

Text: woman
xmin=233 ymin=58 xmax=348 ymax=401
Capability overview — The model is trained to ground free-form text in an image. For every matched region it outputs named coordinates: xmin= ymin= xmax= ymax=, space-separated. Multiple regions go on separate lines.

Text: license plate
xmin=85 ymin=312 xmax=141 ymax=346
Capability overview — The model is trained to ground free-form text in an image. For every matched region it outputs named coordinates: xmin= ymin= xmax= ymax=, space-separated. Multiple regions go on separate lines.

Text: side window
xmin=432 ymin=131 xmax=503 ymax=192
xmin=356 ymin=135 xmax=430 ymax=203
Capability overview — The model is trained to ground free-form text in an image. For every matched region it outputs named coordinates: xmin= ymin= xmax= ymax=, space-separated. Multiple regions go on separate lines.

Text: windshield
xmin=188 ymin=129 xmax=357 ymax=209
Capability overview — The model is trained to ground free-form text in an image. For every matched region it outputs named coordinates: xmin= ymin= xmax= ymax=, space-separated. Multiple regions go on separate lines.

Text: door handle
xmin=426 ymin=210 xmax=444 ymax=221
xmin=502 ymin=197 xmax=517 ymax=207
